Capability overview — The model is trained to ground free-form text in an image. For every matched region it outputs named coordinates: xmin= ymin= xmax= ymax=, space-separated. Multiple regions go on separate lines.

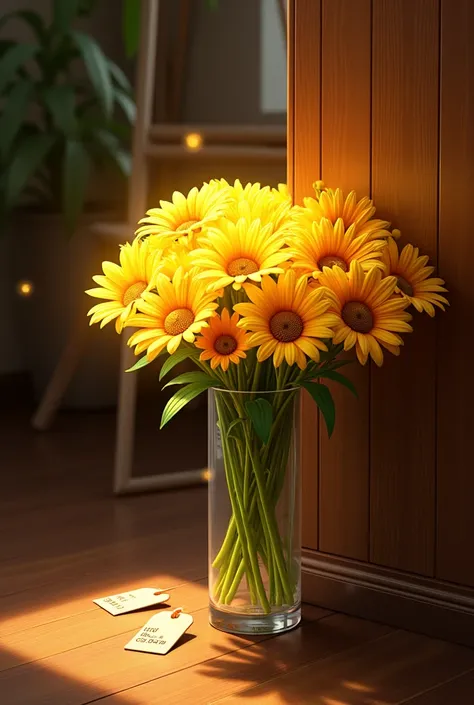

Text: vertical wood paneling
xmin=318 ymin=0 xmax=372 ymax=560
xmin=293 ymin=0 xmax=322 ymax=550
xmin=370 ymin=0 xmax=439 ymax=575
xmin=437 ymin=0 xmax=474 ymax=586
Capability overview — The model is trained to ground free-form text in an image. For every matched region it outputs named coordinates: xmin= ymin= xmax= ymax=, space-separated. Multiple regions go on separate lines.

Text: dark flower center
xmin=341 ymin=301 xmax=374 ymax=334
xmin=270 ymin=311 xmax=304 ymax=342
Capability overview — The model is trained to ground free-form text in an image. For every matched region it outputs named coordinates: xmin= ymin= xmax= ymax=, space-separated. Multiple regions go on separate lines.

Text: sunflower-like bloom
xmin=319 ymin=260 xmax=413 ymax=366
xmin=295 ymin=181 xmax=392 ymax=241
xmin=195 ymin=308 xmax=250 ymax=371
xmin=212 ymin=179 xmax=293 ymax=232
xmin=192 ymin=217 xmax=292 ymax=291
xmin=126 ymin=267 xmax=218 ymax=360
xmin=154 ymin=247 xmax=196 ymax=280
xmin=381 ymin=237 xmax=449 ymax=317
xmin=290 ymin=217 xmax=387 ymax=281
xmin=234 ymin=270 xmax=338 ymax=369
xmin=135 ymin=181 xmax=231 ymax=247
xmin=86 ymin=238 xmax=157 ymax=333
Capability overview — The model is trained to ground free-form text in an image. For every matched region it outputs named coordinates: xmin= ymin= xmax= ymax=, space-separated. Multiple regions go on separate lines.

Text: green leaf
xmin=126 ymin=354 xmax=151 ymax=372
xmin=62 ymin=139 xmax=90 ymax=235
xmin=164 ymin=371 xmax=214 ymax=389
xmin=71 ymin=31 xmax=114 ymax=118
xmin=0 ymin=10 xmax=47 ymax=42
xmin=42 ymin=85 xmax=77 ymax=136
xmin=114 ymin=88 xmax=136 ymax=123
xmin=0 ymin=80 xmax=33 ymax=161
xmin=320 ymin=370 xmax=358 ymax=398
xmin=160 ymin=381 xmax=215 ymax=429
xmin=5 ymin=133 xmax=55 ymax=207
xmin=302 ymin=381 xmax=336 ymax=438
xmin=53 ymin=0 xmax=82 ymax=32
xmin=122 ymin=0 xmax=141 ymax=58
xmin=0 ymin=44 xmax=37 ymax=93
xmin=245 ymin=398 xmax=273 ymax=445
xmin=108 ymin=60 xmax=132 ymax=92
xmin=91 ymin=128 xmax=131 ymax=176
xmin=159 ymin=347 xmax=200 ymax=381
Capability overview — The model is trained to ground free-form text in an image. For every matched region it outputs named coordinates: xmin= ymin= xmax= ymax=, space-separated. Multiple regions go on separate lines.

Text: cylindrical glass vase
xmin=208 ymin=387 xmax=301 ymax=635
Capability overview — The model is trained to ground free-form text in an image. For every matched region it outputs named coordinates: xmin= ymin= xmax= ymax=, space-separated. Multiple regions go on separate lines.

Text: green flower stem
xmin=244 ymin=429 xmax=294 ymax=605
xmin=215 ymin=394 xmax=270 ymax=612
xmin=224 ymin=558 xmax=246 ymax=604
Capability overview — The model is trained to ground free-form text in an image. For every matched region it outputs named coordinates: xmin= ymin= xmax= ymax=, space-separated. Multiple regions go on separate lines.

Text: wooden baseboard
xmin=302 ymin=549 xmax=474 ymax=648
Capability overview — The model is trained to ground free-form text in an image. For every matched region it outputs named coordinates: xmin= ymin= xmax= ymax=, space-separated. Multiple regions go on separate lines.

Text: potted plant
xmin=0 ymin=0 xmax=135 ymax=406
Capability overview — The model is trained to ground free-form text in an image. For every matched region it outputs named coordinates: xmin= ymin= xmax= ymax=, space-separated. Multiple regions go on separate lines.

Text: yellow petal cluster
xmin=86 ymin=179 xmax=447 ymax=372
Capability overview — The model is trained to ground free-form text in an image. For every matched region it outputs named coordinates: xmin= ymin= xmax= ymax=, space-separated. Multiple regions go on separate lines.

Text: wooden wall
xmin=289 ymin=0 xmax=474 ymax=587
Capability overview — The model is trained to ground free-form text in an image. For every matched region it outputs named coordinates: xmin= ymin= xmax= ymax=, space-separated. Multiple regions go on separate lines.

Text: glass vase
xmin=208 ymin=387 xmax=301 ymax=635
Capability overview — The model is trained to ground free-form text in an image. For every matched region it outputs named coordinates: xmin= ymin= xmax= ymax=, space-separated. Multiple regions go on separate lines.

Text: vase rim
xmin=211 ymin=387 xmax=300 ymax=395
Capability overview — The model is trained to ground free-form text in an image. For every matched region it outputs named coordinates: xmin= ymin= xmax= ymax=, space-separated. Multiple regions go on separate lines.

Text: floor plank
xmin=401 ymin=670 xmax=474 ymax=704
xmin=99 ymin=612 xmax=388 ymax=705
xmin=213 ymin=629 xmax=474 ymax=704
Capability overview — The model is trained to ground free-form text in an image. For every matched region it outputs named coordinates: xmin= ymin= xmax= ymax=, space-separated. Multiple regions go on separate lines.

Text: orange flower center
xmin=227 ymin=257 xmax=259 ymax=277
xmin=270 ymin=311 xmax=304 ymax=342
xmin=318 ymin=255 xmax=348 ymax=272
xmin=214 ymin=334 xmax=238 ymax=355
xmin=396 ymin=275 xmax=414 ymax=297
xmin=164 ymin=308 xmax=194 ymax=335
xmin=342 ymin=301 xmax=374 ymax=334
xmin=123 ymin=281 xmax=147 ymax=306
xmin=176 ymin=219 xmax=198 ymax=232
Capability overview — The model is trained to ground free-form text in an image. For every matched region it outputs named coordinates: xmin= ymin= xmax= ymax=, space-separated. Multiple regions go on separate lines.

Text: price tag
xmin=93 ymin=588 xmax=170 ymax=616
xmin=124 ymin=608 xmax=194 ymax=655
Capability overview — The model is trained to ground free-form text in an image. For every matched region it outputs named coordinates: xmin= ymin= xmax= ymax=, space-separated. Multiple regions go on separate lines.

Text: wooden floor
xmin=2 ymin=408 xmax=474 ymax=704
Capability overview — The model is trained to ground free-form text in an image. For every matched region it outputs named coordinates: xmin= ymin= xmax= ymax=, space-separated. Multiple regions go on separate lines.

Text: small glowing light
xmin=201 ymin=468 xmax=212 ymax=482
xmin=183 ymin=132 xmax=203 ymax=152
xmin=17 ymin=280 xmax=34 ymax=297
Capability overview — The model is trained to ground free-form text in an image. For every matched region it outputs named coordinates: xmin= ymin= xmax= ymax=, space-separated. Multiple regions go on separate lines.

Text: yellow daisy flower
xmin=192 ymin=217 xmax=291 ymax=291
xmin=290 ymin=217 xmax=387 ymax=281
xmin=381 ymin=237 xmax=449 ymax=317
xmin=195 ymin=308 xmax=250 ymax=371
xmin=86 ymin=238 xmax=157 ymax=333
xmin=135 ymin=181 xmax=231 ymax=244
xmin=318 ymin=260 xmax=413 ymax=366
xmin=234 ymin=270 xmax=339 ymax=369
xmin=296 ymin=181 xmax=391 ymax=240
xmin=126 ymin=267 xmax=218 ymax=360
xmin=155 ymin=247 xmax=196 ymax=280
xmin=212 ymin=179 xmax=292 ymax=232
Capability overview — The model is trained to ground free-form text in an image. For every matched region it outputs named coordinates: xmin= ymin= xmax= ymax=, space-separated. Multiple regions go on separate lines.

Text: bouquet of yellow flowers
xmin=87 ymin=179 xmax=448 ymax=634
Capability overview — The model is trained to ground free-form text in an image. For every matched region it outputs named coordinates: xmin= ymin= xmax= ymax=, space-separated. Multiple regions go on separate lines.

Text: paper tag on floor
xmin=124 ymin=609 xmax=194 ymax=655
xmin=93 ymin=588 xmax=170 ymax=615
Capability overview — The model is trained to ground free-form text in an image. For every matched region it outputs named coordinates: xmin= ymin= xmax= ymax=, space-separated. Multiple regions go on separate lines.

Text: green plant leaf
xmin=159 ymin=347 xmax=201 ymax=381
xmin=0 ymin=44 xmax=37 ymax=93
xmin=53 ymin=0 xmax=82 ymax=32
xmin=108 ymin=60 xmax=132 ymax=92
xmin=122 ymin=0 xmax=141 ymax=58
xmin=114 ymin=88 xmax=136 ymax=123
xmin=302 ymin=381 xmax=336 ymax=438
xmin=0 ymin=10 xmax=47 ymax=42
xmin=163 ymin=371 xmax=216 ymax=389
xmin=5 ymin=132 xmax=55 ymax=207
xmin=160 ymin=381 xmax=215 ymax=429
xmin=126 ymin=354 xmax=151 ymax=372
xmin=62 ymin=139 xmax=90 ymax=235
xmin=42 ymin=85 xmax=77 ymax=136
xmin=71 ymin=31 xmax=114 ymax=118
xmin=245 ymin=398 xmax=273 ymax=445
xmin=0 ymin=80 xmax=33 ymax=161
xmin=90 ymin=128 xmax=131 ymax=175
xmin=319 ymin=370 xmax=358 ymax=398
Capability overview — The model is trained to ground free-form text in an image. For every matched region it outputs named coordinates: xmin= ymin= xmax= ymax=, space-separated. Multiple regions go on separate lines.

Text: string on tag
xmin=171 ymin=607 xmax=183 ymax=619
xmin=153 ymin=589 xmax=164 ymax=596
